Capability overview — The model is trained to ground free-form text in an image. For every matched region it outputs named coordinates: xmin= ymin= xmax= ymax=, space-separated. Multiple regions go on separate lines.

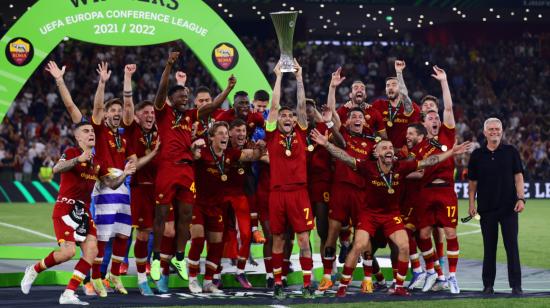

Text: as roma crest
xmin=212 ymin=43 xmax=239 ymax=71
xmin=5 ymin=37 xmax=34 ymax=66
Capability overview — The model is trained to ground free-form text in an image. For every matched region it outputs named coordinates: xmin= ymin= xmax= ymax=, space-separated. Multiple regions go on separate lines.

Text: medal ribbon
xmin=114 ymin=129 xmax=122 ymax=150
xmin=348 ymin=130 xmax=380 ymax=142
xmin=284 ymin=133 xmax=294 ymax=153
xmin=376 ymin=161 xmax=393 ymax=191
xmin=209 ymin=146 xmax=225 ymax=177
xmin=387 ymin=101 xmax=402 ymax=123
xmin=174 ymin=110 xmax=183 ymax=126
xmin=429 ymin=138 xmax=445 ymax=151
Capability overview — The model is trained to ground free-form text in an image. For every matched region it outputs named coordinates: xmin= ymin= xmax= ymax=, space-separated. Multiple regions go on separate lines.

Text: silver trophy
xmin=270 ymin=11 xmax=298 ymax=73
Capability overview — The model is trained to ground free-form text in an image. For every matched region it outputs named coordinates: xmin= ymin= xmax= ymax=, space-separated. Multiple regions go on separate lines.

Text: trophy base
xmin=279 ymin=55 xmax=295 ymax=73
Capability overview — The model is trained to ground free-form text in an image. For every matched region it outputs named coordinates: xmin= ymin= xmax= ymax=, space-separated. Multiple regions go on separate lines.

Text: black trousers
xmin=480 ymin=210 xmax=521 ymax=288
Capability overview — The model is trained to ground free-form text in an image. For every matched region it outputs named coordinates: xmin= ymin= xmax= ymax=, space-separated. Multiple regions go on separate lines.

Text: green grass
xmin=145 ymin=297 xmax=550 ymax=308
xmin=1 ymin=200 xmax=550 ymax=269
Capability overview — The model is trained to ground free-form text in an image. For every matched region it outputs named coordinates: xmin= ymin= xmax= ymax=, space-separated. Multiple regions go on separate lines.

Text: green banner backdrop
xmin=0 ymin=0 xmax=271 ymax=120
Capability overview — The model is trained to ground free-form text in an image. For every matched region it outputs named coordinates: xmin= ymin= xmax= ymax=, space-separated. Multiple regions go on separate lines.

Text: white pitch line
xmin=457 ymin=229 xmax=482 ymax=236
xmin=0 ymin=221 xmax=56 ymax=240
xmin=270 ymin=305 xmax=290 ymax=308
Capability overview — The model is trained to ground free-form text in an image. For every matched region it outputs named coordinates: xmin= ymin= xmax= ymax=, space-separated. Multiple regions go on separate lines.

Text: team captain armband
xmin=266 ymin=120 xmax=277 ymax=132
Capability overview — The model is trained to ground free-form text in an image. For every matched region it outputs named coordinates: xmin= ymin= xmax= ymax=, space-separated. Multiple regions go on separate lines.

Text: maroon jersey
xmin=53 ymin=147 xmax=106 ymax=218
xmin=372 ymin=99 xmax=421 ymax=149
xmin=125 ymin=122 xmax=159 ymax=185
xmin=192 ymin=108 xmax=224 ymax=140
xmin=215 ymin=109 xmax=265 ymax=136
xmin=337 ymin=104 xmax=386 ymax=135
xmin=307 ymin=123 xmax=332 ymax=183
xmin=357 ymin=159 xmax=418 ymax=214
xmin=195 ymin=147 xmax=242 ymax=206
xmin=417 ymin=125 xmax=456 ymax=184
xmin=155 ymin=104 xmax=196 ymax=163
xmin=266 ymin=126 xmax=308 ymax=190
xmin=333 ymin=127 xmax=377 ymax=188
xmin=91 ymin=119 xmax=132 ymax=170
xmin=224 ymin=144 xmax=251 ymax=196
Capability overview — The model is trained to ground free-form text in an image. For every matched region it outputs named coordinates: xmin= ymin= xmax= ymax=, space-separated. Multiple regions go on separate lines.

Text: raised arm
xmin=431 ymin=65 xmax=455 ymax=128
xmin=295 ymin=59 xmax=308 ymax=129
xmin=92 ymin=62 xmax=111 ymax=124
xmin=190 ymin=139 xmax=206 ymax=160
xmin=154 ymin=52 xmax=180 ymax=110
xmin=327 ymin=67 xmax=346 ymax=112
xmin=46 ymin=61 xmax=82 ymax=124
xmin=122 ymin=64 xmax=136 ymax=126
xmin=266 ymin=62 xmax=282 ymax=125
xmin=418 ymin=141 xmax=471 ymax=169
xmin=322 ymin=107 xmax=346 ymax=148
xmin=311 ymin=128 xmax=356 ymax=169
xmin=175 ymin=71 xmax=187 ymax=87
xmin=53 ymin=149 xmax=92 ymax=174
xmin=198 ymin=74 xmax=236 ymax=119
xmin=395 ymin=60 xmax=413 ymax=116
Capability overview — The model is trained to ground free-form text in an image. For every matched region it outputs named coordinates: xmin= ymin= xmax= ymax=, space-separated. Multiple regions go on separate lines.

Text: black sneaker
xmin=266 ymin=277 xmax=275 ymax=289
xmin=302 ymin=285 xmax=316 ymax=298
xmin=274 ymin=284 xmax=286 ymax=300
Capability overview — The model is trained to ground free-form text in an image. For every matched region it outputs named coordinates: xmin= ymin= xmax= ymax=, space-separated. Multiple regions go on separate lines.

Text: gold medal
xmin=441 ymin=145 xmax=448 ymax=152
xmin=238 ymin=168 xmax=245 ymax=175
xmin=285 ymin=149 xmax=292 ymax=157
xmin=388 ymin=188 xmax=395 ymax=194
xmin=221 ymin=174 xmax=228 ymax=182
xmin=387 ymin=121 xmax=393 ymax=127
xmin=307 ymin=145 xmax=314 ymax=152
xmin=375 ymin=136 xmax=381 ymax=143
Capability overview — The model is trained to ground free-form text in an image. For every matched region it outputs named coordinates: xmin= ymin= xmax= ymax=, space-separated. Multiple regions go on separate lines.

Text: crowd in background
xmin=1 ymin=35 xmax=548 ymax=181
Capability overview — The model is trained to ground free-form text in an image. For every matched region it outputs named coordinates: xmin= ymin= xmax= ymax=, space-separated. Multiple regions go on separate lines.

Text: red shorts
xmin=131 ymin=184 xmax=155 ymax=229
xmin=53 ymin=214 xmax=97 ymax=244
xmin=356 ymin=210 xmax=404 ymax=238
xmin=269 ymin=187 xmax=314 ymax=234
xmin=329 ymin=182 xmax=363 ymax=225
xmin=416 ymin=185 xmax=458 ymax=229
xmin=308 ymin=180 xmax=331 ymax=204
xmin=256 ymin=183 xmax=270 ymax=223
xmin=191 ymin=203 xmax=225 ymax=233
xmin=155 ymin=162 xmax=195 ymax=206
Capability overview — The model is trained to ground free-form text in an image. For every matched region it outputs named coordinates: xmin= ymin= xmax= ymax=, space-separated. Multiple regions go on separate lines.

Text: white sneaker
xmin=448 ymin=276 xmax=460 ymax=294
xmin=422 ymin=272 xmax=438 ymax=292
xmin=431 ymin=278 xmax=449 ymax=292
xmin=203 ymin=281 xmax=223 ymax=294
xmin=59 ymin=291 xmax=89 ymax=305
xmin=188 ymin=279 xmax=202 ymax=294
xmin=21 ymin=265 xmax=38 ymax=294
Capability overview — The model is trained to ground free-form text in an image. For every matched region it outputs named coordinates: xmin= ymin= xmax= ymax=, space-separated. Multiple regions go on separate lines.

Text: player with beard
xmin=215 ymin=91 xmax=265 ymax=138
xmin=190 ymin=75 xmax=237 ymax=139
xmin=416 ymin=66 xmax=462 ymax=294
xmin=311 ymin=130 xmax=471 ymax=297
xmin=372 ymin=60 xmax=421 ymax=149
xmin=149 ymin=52 xmax=197 ymax=284
xmin=266 ymin=60 xmax=316 ymax=299
xmin=187 ymin=122 xmax=265 ymax=294
xmin=401 ymin=123 xmax=430 ymax=290
xmin=318 ymin=105 xmax=380 ymax=293
xmin=88 ymin=63 xmax=136 ymax=297
xmin=333 ymin=68 xmax=387 ymax=138
xmin=20 ymin=122 xmax=136 ymax=305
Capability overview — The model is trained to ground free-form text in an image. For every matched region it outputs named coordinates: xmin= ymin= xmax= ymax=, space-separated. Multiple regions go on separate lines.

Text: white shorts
xmin=92 ymin=182 xmax=132 ymax=242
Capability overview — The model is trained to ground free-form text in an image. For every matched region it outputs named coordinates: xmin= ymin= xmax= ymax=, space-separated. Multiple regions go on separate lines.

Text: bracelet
xmin=325 ymin=121 xmax=334 ymax=129
xmin=123 ymin=90 xmax=133 ymax=97
xmin=517 ymin=198 xmax=526 ymax=204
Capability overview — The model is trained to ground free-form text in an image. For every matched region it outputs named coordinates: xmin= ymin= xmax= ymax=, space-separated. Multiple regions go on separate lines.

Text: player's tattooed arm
xmin=267 ymin=62 xmax=282 ymax=125
xmin=326 ymin=142 xmax=356 ymax=169
xmin=327 ymin=67 xmax=345 ymax=112
xmin=239 ymin=140 xmax=266 ymax=162
xmin=198 ymin=74 xmax=236 ymax=120
xmin=395 ymin=60 xmax=413 ymax=116
xmin=153 ymin=52 xmax=179 ymax=110
xmin=53 ymin=149 xmax=92 ymax=174
xmin=418 ymin=141 xmax=472 ymax=169
xmin=92 ymin=62 xmax=111 ymax=124
xmin=123 ymin=64 xmax=136 ymax=126
xmin=321 ymin=107 xmax=346 ymax=148
xmin=46 ymin=61 xmax=83 ymax=124
xmin=295 ymin=59 xmax=308 ymax=129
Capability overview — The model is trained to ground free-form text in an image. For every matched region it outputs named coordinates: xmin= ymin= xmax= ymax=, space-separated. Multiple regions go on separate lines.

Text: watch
xmin=517 ymin=198 xmax=526 ymax=204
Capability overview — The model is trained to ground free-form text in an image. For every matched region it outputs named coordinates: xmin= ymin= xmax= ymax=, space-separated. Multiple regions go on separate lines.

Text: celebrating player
xmin=20 ymin=122 xmax=135 ymax=305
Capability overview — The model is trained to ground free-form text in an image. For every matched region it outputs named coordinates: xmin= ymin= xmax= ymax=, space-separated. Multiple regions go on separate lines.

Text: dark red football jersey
xmin=125 ymin=122 xmax=159 ymax=185
xmin=266 ymin=126 xmax=308 ymax=190
xmin=333 ymin=127 xmax=377 ymax=188
xmin=195 ymin=147 xmax=242 ymax=206
xmin=372 ymin=99 xmax=421 ymax=149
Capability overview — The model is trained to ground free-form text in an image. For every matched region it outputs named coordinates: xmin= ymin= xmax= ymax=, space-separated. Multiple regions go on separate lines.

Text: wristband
xmin=325 ymin=121 xmax=334 ymax=129
xmin=517 ymin=198 xmax=526 ymax=204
